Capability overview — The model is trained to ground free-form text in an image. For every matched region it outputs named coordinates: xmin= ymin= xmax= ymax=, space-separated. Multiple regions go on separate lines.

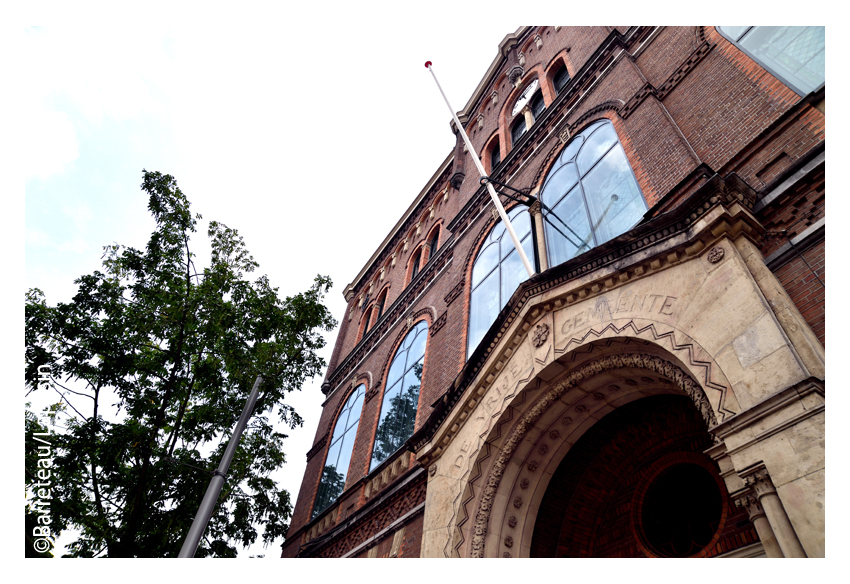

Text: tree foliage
xmin=24 ymin=171 xmax=337 ymax=557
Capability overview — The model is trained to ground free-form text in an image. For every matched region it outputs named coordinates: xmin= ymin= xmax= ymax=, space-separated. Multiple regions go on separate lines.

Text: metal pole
xmin=425 ymin=62 xmax=536 ymax=278
xmin=178 ymin=375 xmax=264 ymax=557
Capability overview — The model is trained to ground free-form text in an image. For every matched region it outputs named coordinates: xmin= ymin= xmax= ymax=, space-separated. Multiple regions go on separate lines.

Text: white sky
xmin=9 ymin=0 xmax=841 ymax=577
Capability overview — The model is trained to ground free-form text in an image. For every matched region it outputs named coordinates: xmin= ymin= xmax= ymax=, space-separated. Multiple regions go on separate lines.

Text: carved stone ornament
xmin=558 ymin=127 xmax=571 ymax=144
xmin=548 ymin=429 xmax=560 ymax=440
xmin=477 ymin=113 xmax=484 ymax=130
xmin=538 ymin=444 xmax=549 ymax=455
xmin=641 ymin=376 xmax=654 ymax=383
xmin=554 ymin=26 xmax=561 ymax=31
xmin=504 ymin=536 xmax=514 ymax=548
xmin=406 ymin=315 xmax=413 ymax=329
xmin=513 ymin=497 xmax=523 ymax=508
xmin=527 ymin=461 xmax=539 ymax=472
xmin=391 ymin=252 xmax=397 ymax=266
xmin=707 ymin=246 xmax=725 ymax=264
xmin=561 ymin=417 xmax=572 ymax=426
xmin=469 ymin=353 xmax=719 ymax=557
xmin=503 ymin=552 xmax=511 ymax=558
xmin=508 ymin=516 xmax=517 ymax=528
xmin=608 ymin=384 xmax=620 ymax=392
xmin=593 ymin=392 xmax=604 ymax=401
xmin=531 ymin=323 xmax=550 ymax=348
xmin=490 ymin=207 xmax=499 ymax=221
xmin=416 ymin=221 xmax=422 ymax=235
xmin=443 ymin=189 xmax=449 ymax=203
xmin=517 ymin=51 xmax=526 ymax=67
xmin=528 ymin=200 xmax=542 ymax=216
xmin=508 ymin=66 xmax=524 ymax=87
xmin=403 ymin=238 xmax=409 ymax=251
xmin=743 ymin=468 xmax=775 ymax=499
xmin=735 ymin=493 xmax=766 ymax=521
xmin=535 ymin=34 xmax=543 ymax=49
xmin=491 ymin=91 xmax=499 ymax=107
xmin=429 ymin=205 xmax=435 ymax=219
xmin=625 ymin=379 xmax=637 ymax=386
xmin=575 ymin=404 xmax=588 ymax=413
xmin=379 ymin=267 xmax=385 ymax=280
xmin=520 ymin=478 xmax=529 ymax=490
xmin=429 ymin=463 xmax=437 ymax=477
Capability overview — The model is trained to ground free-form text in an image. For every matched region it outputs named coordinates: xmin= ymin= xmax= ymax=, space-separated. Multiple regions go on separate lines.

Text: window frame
xmin=369 ymin=320 xmax=429 ymax=472
xmin=716 ymin=26 xmax=825 ymax=97
xmin=311 ymin=382 xmax=366 ymax=519
xmin=540 ymin=118 xmax=647 ymax=267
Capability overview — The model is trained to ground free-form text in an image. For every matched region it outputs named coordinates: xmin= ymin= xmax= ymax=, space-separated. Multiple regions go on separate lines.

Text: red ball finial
xmin=424 ymin=61 xmax=432 ymax=68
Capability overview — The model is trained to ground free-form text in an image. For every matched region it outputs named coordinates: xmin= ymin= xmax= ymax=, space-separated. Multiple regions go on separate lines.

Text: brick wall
xmin=530 ymin=395 xmax=756 ymax=557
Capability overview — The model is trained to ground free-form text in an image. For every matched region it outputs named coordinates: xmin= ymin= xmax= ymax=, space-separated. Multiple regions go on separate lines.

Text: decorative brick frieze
xmin=306 ymin=432 xmax=329 ymax=462
xmin=444 ymin=278 xmax=465 ymax=306
xmin=430 ymin=312 xmax=447 ymax=337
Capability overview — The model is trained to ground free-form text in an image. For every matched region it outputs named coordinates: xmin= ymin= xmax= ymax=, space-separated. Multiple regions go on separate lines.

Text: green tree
xmin=24 ymin=171 xmax=337 ymax=557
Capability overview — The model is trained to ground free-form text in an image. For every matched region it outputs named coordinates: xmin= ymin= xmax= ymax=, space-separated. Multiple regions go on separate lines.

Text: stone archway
xmin=457 ymin=341 xmax=729 ymax=558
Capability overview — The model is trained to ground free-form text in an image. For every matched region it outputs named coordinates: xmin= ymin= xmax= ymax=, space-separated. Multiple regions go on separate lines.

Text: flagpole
xmin=425 ymin=61 xmax=535 ymax=278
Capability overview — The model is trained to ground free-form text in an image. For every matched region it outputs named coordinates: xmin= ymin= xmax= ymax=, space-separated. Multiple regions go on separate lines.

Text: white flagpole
xmin=425 ymin=62 xmax=535 ymax=278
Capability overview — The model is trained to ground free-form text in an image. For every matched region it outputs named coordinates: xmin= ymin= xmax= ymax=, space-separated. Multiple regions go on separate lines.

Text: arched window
xmin=312 ymin=383 xmax=365 ymax=519
xmin=540 ymin=119 xmax=646 ymax=267
xmin=359 ymin=306 xmax=373 ymax=339
xmin=468 ymin=206 xmax=535 ymax=356
xmin=370 ymin=320 xmax=428 ymax=471
xmin=490 ymin=139 xmax=501 ymax=170
xmin=511 ymin=117 xmax=527 ymax=144
xmin=374 ymin=288 xmax=387 ymax=322
xmin=427 ymin=226 xmax=440 ymax=257
xmin=552 ymin=63 xmax=570 ymax=94
xmin=717 ymin=26 xmax=824 ymax=96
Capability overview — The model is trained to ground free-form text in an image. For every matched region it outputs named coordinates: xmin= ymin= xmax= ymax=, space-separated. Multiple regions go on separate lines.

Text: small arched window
xmin=427 ymin=226 xmax=440 ymax=257
xmin=490 ymin=139 xmax=501 ymax=170
xmin=374 ymin=288 xmax=387 ymax=322
xmin=370 ymin=320 xmax=428 ymax=471
xmin=553 ymin=64 xmax=570 ymax=94
xmin=312 ymin=383 xmax=365 ymax=519
xmin=360 ymin=306 xmax=373 ymax=339
xmin=511 ymin=117 xmax=527 ymax=145
xmin=540 ymin=119 xmax=646 ymax=267
xmin=717 ymin=26 xmax=824 ymax=96
xmin=468 ymin=206 xmax=535 ymax=356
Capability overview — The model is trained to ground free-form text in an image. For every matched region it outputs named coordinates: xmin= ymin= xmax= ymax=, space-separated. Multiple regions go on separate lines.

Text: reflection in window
xmin=312 ymin=383 xmax=365 ymax=519
xmin=541 ymin=119 xmax=646 ymax=267
xmin=718 ymin=26 xmax=824 ymax=95
xmin=370 ymin=321 xmax=428 ymax=471
xmin=468 ymin=206 xmax=535 ymax=356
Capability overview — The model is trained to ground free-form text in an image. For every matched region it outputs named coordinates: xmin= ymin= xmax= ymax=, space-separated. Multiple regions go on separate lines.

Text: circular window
xmin=640 ymin=463 xmax=722 ymax=557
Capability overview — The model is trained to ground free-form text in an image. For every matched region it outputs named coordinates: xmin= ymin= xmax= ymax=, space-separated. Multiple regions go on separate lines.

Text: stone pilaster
xmin=742 ymin=465 xmax=807 ymax=557
xmin=735 ymin=492 xmax=784 ymax=557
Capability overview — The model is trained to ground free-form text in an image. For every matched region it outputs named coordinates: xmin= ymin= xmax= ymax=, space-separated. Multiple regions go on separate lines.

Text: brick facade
xmin=281 ymin=26 xmax=825 ymax=558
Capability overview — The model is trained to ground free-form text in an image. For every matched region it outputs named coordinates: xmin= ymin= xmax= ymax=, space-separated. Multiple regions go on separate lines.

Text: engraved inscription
xmin=561 ymin=290 xmax=679 ymax=335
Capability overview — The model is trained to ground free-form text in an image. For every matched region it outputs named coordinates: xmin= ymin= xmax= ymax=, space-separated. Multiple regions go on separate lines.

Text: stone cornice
xmin=343 ymin=156 xmax=453 ymax=301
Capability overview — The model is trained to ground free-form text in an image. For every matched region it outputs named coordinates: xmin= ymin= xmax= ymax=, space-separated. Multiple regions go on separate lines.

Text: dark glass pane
xmin=553 ymin=65 xmax=570 ymax=93
xmin=541 ymin=163 xmax=579 ymax=208
xmin=576 ymin=122 xmax=618 ymax=176
xmin=428 ymin=228 xmax=439 ymax=254
xmin=546 ymin=185 xmax=594 ymax=265
xmin=531 ymin=91 xmax=545 ymax=119
xmin=581 ymin=145 xmax=645 ymax=244
xmin=472 ymin=242 xmax=499 ymax=288
xmin=491 ymin=144 xmax=501 ymax=169
xmin=375 ymin=294 xmax=385 ymax=320
xmin=411 ymin=253 xmax=421 ymax=279
xmin=468 ymin=269 xmax=500 ymax=355
xmin=511 ymin=117 xmax=527 ymax=144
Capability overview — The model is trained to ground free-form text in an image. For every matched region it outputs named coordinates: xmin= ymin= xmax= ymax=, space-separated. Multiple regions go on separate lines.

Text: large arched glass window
xmin=541 ymin=119 xmax=646 ymax=267
xmin=312 ymin=383 xmax=365 ymax=519
xmin=370 ymin=321 xmax=428 ymax=471
xmin=468 ymin=206 xmax=535 ymax=356
xmin=717 ymin=26 xmax=824 ymax=96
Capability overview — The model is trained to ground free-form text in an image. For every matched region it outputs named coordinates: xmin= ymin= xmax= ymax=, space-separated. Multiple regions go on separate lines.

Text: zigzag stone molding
xmin=468 ymin=353 xmax=716 ymax=557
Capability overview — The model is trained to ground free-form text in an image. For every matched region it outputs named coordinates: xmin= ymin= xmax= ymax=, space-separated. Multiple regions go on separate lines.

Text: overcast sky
xmin=15 ymin=1 xmax=837 ymax=572
xmin=20 ymin=4 xmax=527 ymax=559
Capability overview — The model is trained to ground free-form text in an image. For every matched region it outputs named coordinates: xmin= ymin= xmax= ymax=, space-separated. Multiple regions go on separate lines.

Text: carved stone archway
xmin=460 ymin=346 xmax=719 ymax=558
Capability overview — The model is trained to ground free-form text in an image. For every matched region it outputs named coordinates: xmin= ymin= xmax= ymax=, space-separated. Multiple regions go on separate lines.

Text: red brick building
xmin=281 ymin=26 xmax=825 ymax=558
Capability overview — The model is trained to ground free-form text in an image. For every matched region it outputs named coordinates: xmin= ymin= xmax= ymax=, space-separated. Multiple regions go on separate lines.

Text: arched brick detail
xmin=468 ymin=353 xmax=718 ymax=557
xmin=528 ymin=396 xmax=754 ymax=557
